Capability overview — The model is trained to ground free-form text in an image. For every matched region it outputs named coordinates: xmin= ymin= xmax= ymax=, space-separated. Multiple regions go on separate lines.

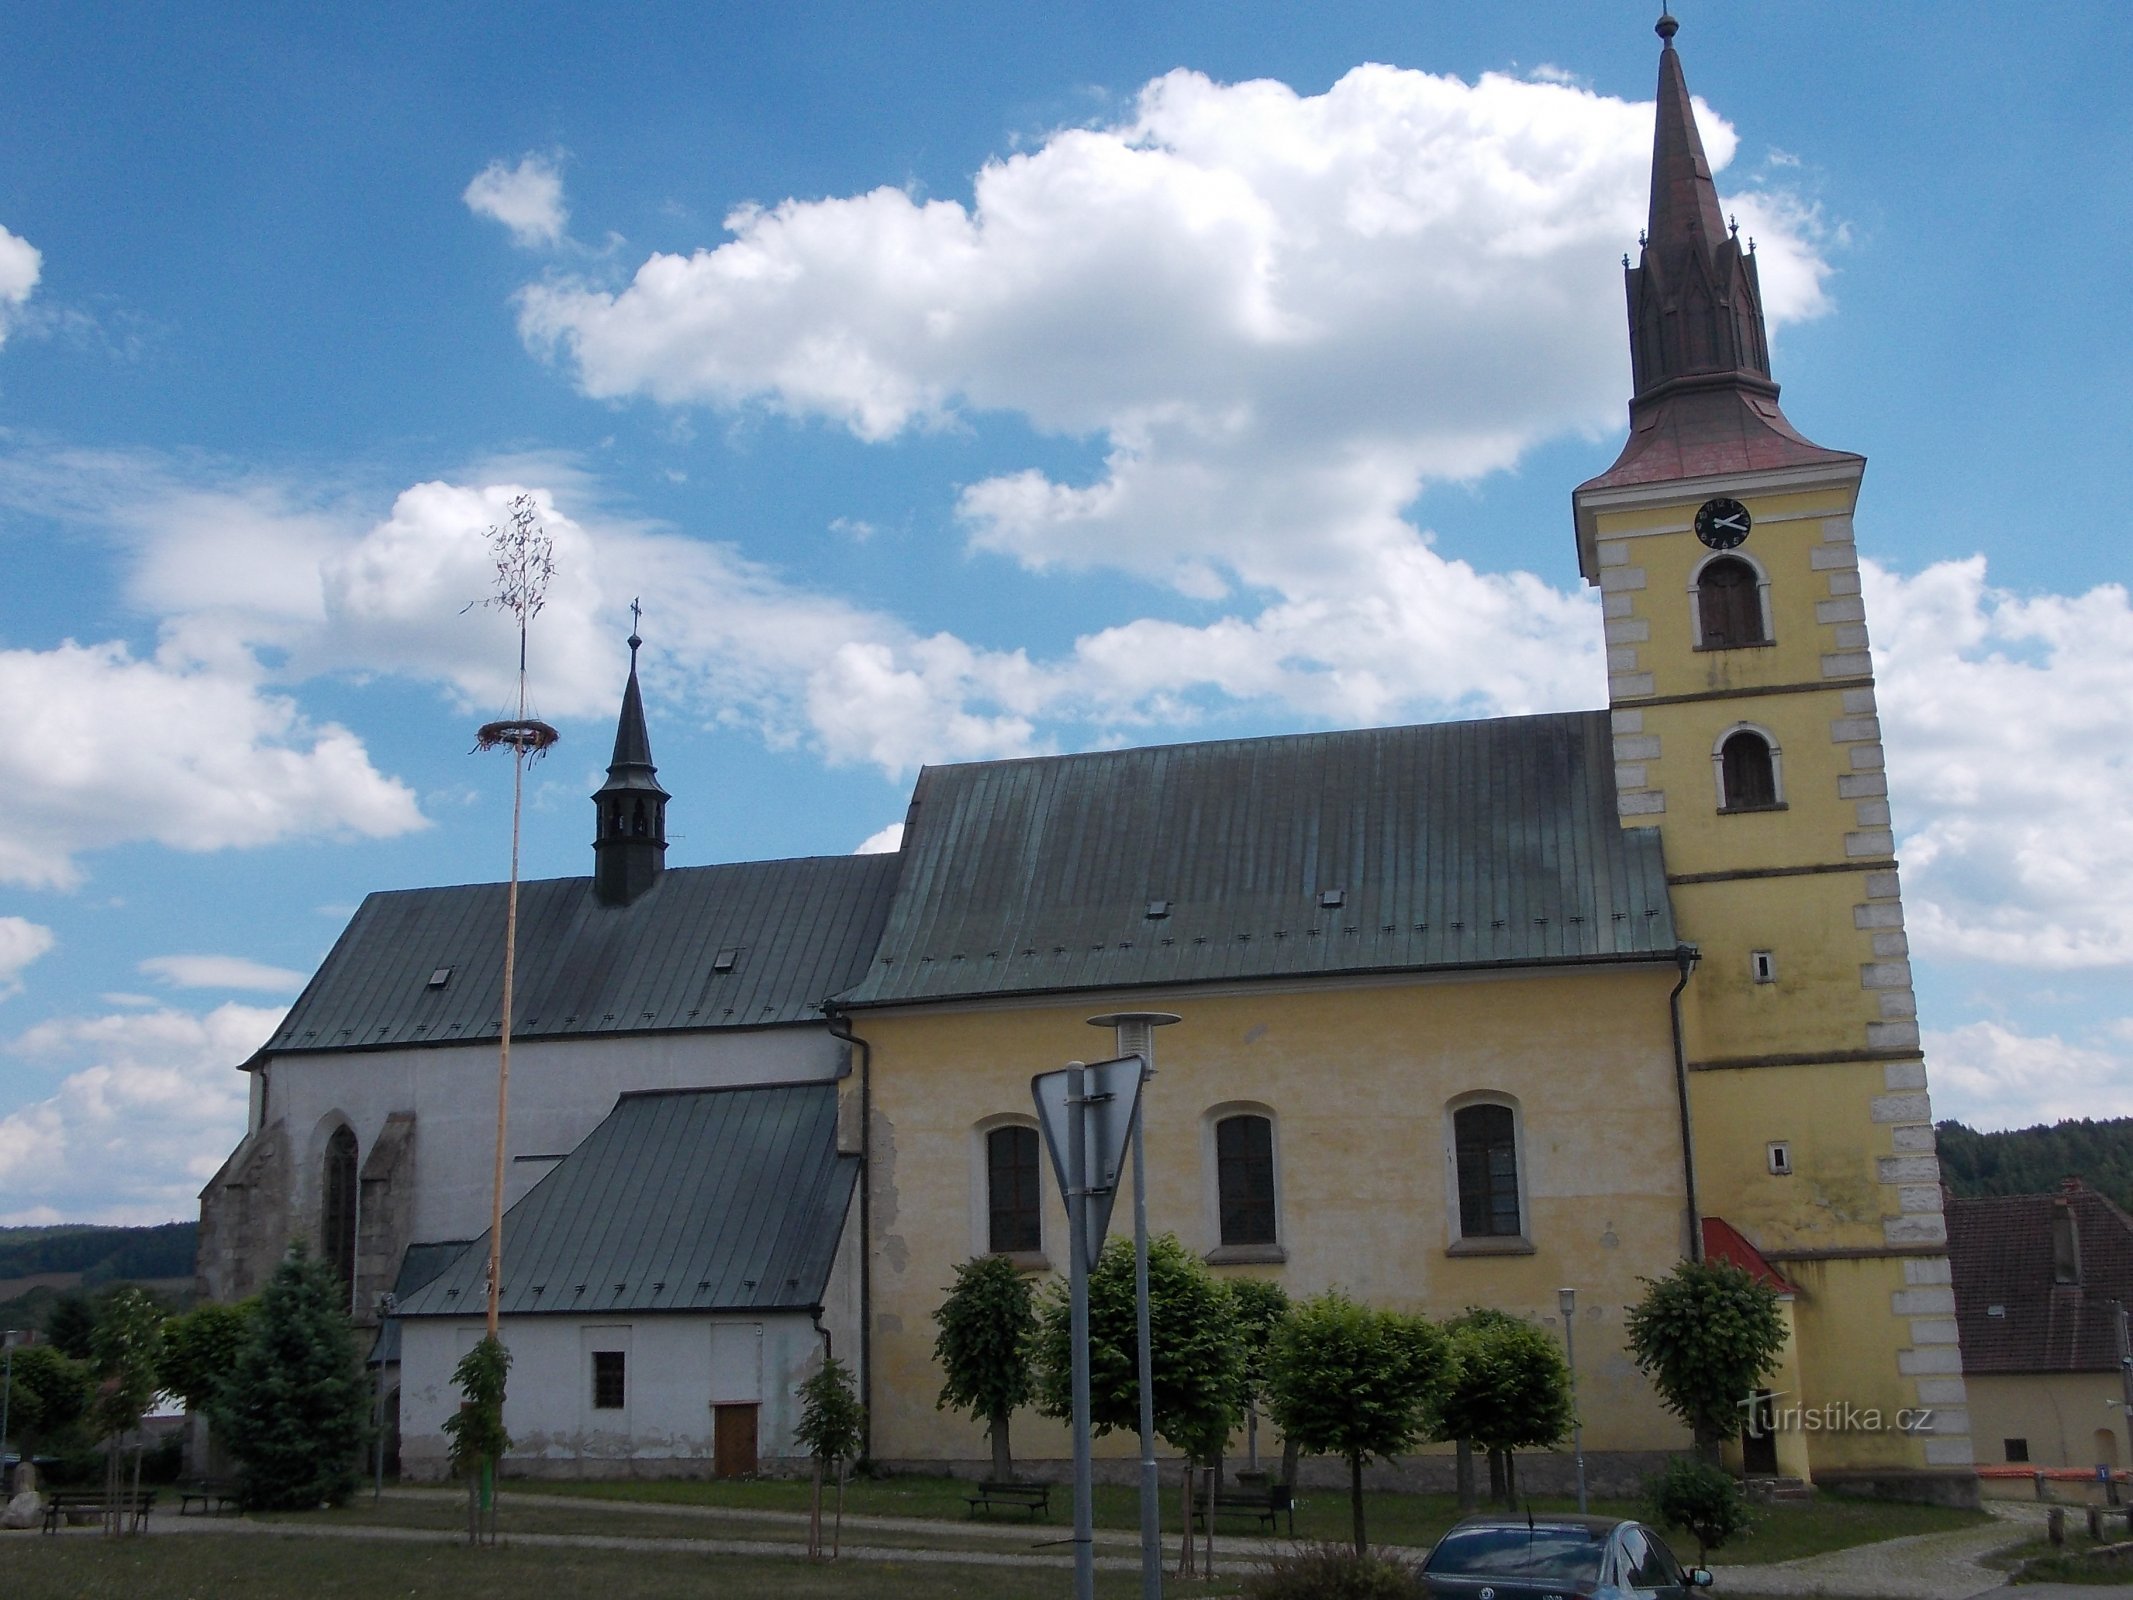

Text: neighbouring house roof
xmin=393 ymin=1081 xmax=855 ymax=1320
xmin=258 ymin=853 xmax=900 ymax=1061
xmin=1947 ymin=1180 xmax=2133 ymax=1374
xmin=838 ymin=711 xmax=1677 ymax=1009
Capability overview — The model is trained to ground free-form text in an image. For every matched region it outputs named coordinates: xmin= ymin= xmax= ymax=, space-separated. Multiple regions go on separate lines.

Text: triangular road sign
xmin=1032 ymin=1053 xmax=1146 ymax=1270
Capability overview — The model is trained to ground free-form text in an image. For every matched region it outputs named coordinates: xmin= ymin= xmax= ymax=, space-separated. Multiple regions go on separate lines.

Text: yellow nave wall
xmin=853 ymin=966 xmax=1696 ymax=1467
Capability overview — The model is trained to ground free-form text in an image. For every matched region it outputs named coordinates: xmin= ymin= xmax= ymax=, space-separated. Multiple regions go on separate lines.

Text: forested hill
xmin=1936 ymin=1117 xmax=2133 ymax=1213
xmin=0 ymin=1220 xmax=197 ymax=1283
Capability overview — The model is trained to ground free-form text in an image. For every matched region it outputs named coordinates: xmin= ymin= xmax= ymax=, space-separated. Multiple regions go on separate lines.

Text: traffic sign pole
xmin=1066 ymin=1061 xmax=1095 ymax=1600
xmin=1090 ymin=1012 xmax=1180 ymax=1600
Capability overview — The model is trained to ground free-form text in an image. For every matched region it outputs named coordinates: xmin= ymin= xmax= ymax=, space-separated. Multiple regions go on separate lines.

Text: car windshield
xmin=1424 ymin=1525 xmax=1608 ymax=1580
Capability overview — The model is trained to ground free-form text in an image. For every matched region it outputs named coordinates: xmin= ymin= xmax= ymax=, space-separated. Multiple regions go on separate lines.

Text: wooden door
xmin=713 ymin=1403 xmax=758 ymax=1478
xmin=1741 ymin=1390 xmax=1779 ymax=1476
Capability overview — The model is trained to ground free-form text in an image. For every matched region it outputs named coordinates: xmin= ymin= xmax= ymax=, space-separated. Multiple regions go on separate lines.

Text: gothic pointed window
xmin=986 ymin=1125 xmax=1041 ymax=1255
xmin=1719 ymin=729 xmax=1780 ymax=810
xmin=1696 ymin=556 xmax=1767 ymax=649
xmin=322 ymin=1125 xmax=358 ymax=1298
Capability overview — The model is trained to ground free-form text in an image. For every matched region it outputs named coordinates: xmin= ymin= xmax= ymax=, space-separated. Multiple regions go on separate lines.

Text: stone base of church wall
xmin=870 ymin=1450 xmax=1681 ymax=1500
xmin=399 ymin=1447 xmax=817 ymax=1484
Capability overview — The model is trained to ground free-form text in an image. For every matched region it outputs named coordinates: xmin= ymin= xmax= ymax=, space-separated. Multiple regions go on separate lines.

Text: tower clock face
xmin=1695 ymin=497 xmax=1752 ymax=549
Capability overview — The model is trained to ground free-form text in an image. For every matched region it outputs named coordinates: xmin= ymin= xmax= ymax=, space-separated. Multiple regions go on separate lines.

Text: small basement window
xmin=592 ymin=1350 xmax=626 ymax=1410
xmin=2004 ymin=1438 xmax=2030 ymax=1464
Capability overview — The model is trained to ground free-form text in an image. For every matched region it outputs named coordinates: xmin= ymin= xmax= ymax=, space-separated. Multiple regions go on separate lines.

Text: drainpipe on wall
xmin=1670 ymin=943 xmax=1703 ymax=1262
xmin=823 ymin=1005 xmax=873 ymax=1464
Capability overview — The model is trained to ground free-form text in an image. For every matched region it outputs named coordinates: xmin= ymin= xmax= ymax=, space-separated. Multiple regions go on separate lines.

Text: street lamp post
xmin=1558 ymin=1288 xmax=1587 ymax=1514
xmin=1090 ymin=1011 xmax=1181 ymax=1600
xmin=1 ymin=1330 xmax=20 ymax=1487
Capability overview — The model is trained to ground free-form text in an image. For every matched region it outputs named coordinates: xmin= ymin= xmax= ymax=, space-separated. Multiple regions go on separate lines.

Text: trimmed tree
xmin=1647 ymin=1455 xmax=1753 ymax=1564
xmin=5 ymin=1342 xmax=92 ymax=1457
xmin=795 ymin=1354 xmax=865 ymax=1559
xmin=1434 ymin=1309 xmax=1573 ymax=1509
xmin=1267 ymin=1292 xmax=1451 ymax=1554
xmin=216 ymin=1244 xmax=371 ymax=1510
xmin=1035 ymin=1233 xmax=1241 ymax=1448
xmin=88 ymin=1287 xmax=165 ymax=1535
xmin=1624 ymin=1260 xmax=1787 ymax=1466
xmin=1035 ymin=1234 xmax=1241 ymax=1577
xmin=1228 ymin=1278 xmax=1290 ymax=1477
xmin=933 ymin=1253 xmax=1038 ymax=1482
xmin=444 ymin=1335 xmax=512 ymax=1544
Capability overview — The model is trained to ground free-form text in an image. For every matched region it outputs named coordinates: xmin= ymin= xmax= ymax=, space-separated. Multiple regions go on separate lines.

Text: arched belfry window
xmin=1717 ymin=726 xmax=1783 ymax=812
xmin=322 ymin=1125 xmax=358 ymax=1296
xmin=986 ymin=1125 xmax=1041 ymax=1255
xmin=1693 ymin=554 xmax=1769 ymax=650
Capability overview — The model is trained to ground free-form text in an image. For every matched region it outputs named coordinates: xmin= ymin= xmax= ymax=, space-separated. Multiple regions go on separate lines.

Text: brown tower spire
xmin=1579 ymin=12 xmax=1854 ymax=498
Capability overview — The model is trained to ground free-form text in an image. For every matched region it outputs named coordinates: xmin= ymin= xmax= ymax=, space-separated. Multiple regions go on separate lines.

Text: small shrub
xmin=1646 ymin=1455 xmax=1752 ymax=1563
xmin=1242 ymin=1540 xmax=1426 ymax=1600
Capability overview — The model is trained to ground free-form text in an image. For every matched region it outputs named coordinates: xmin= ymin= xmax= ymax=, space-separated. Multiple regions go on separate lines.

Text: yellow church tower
xmin=1571 ymin=15 xmax=1974 ymax=1496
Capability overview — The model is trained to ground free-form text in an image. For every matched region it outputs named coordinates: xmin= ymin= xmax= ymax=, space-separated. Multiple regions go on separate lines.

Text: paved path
xmin=1709 ymin=1499 xmax=2133 ymax=1599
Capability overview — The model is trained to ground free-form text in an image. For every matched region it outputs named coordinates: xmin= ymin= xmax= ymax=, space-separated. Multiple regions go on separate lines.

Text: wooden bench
xmin=178 ymin=1478 xmax=243 ymax=1516
xmin=41 ymin=1488 xmax=157 ymax=1533
xmin=965 ymin=1480 xmax=1052 ymax=1519
xmin=1191 ymin=1481 xmax=1295 ymax=1537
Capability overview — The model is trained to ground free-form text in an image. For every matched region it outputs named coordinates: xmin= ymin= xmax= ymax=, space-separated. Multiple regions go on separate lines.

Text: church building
xmin=198 ymin=16 xmax=1974 ymax=1500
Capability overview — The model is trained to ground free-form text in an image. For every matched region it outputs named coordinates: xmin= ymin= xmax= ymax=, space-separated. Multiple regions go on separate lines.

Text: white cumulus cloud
xmin=1872 ymin=558 xmax=2133 ymax=971
xmin=140 ymin=954 xmax=309 ymax=993
xmin=0 ymin=1002 xmax=278 ymax=1224
xmin=0 ymin=917 xmax=55 ymax=998
xmin=516 ymin=63 xmax=1826 ymax=601
xmin=0 ymin=638 xmax=425 ymax=890
xmin=853 ymin=822 xmax=904 ymax=855
xmin=0 ymin=222 xmax=40 ymax=347
xmin=1926 ymin=1020 xmax=2133 ymax=1131
xmin=464 ymin=154 xmax=568 ymax=249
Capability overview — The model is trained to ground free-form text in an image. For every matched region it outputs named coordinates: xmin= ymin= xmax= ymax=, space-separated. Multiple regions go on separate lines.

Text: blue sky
xmin=1 ymin=3 xmax=2128 ymax=1223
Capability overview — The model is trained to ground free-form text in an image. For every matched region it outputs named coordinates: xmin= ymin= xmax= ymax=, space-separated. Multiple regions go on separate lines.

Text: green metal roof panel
xmin=394 ymin=1082 xmax=855 ymax=1319
xmin=264 ymin=853 xmax=899 ymax=1056
xmin=368 ymin=1238 xmax=475 ymax=1364
xmin=840 ymin=712 xmax=1673 ymax=1007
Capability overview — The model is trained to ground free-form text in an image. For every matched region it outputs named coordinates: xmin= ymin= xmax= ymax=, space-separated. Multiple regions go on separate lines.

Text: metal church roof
xmin=261 ymin=853 xmax=899 ymax=1059
xmin=394 ymin=1081 xmax=855 ymax=1319
xmin=839 ymin=711 xmax=1675 ymax=1009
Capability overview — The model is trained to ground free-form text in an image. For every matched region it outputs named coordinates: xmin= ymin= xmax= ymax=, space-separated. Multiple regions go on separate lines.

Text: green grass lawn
xmin=1993 ymin=1530 xmax=2133 ymax=1586
xmin=521 ymin=1471 xmax=1987 ymax=1562
xmin=0 ymin=1478 xmax=1994 ymax=1600
xmin=0 ymin=1535 xmax=1243 ymax=1600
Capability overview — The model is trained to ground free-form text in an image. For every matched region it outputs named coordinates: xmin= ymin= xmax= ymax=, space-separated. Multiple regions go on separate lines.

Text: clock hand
xmin=1714 ymin=515 xmax=1746 ymax=531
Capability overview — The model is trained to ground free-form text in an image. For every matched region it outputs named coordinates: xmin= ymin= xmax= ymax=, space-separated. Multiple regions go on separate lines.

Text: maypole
xmin=461 ymin=492 xmax=556 ymax=1538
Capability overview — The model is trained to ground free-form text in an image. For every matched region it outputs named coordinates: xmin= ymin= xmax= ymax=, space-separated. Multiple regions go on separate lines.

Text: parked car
xmin=1419 ymin=1513 xmax=1714 ymax=1599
